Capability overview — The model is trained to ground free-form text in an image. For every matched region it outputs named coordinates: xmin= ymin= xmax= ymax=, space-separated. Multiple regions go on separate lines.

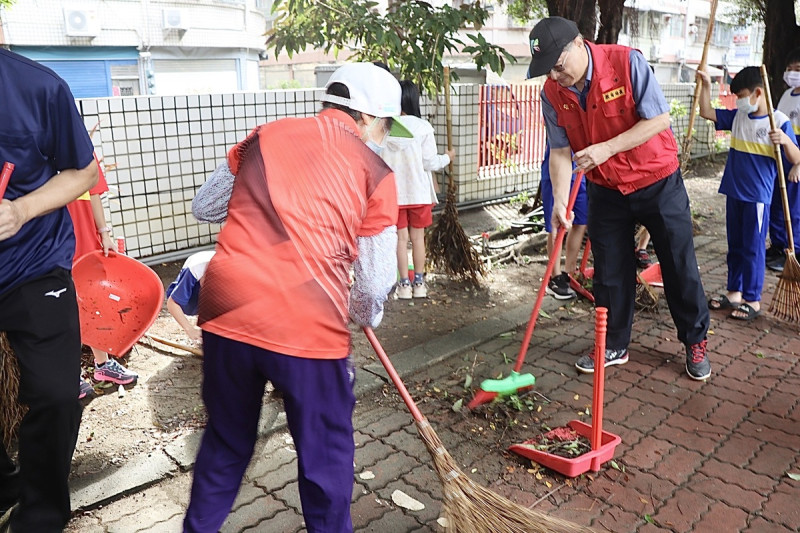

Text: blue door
xmin=40 ymin=60 xmax=109 ymax=98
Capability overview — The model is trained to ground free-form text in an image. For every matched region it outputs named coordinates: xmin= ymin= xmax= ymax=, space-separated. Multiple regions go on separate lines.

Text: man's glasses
xmin=551 ymin=46 xmax=573 ymax=74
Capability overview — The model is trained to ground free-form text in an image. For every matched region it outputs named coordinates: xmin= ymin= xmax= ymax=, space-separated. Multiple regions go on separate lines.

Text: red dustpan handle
xmin=512 ymin=170 xmax=585 ymax=373
xmin=591 ymin=307 xmax=608 ymax=450
xmin=364 ymin=327 xmax=425 ymax=423
xmin=0 ymin=162 xmax=15 ymax=198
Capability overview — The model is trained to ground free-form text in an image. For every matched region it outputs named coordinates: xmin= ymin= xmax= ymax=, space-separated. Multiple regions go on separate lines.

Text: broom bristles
xmin=427 ymin=186 xmax=485 ymax=286
xmin=0 ymin=333 xmax=26 ymax=449
xmin=415 ymin=419 xmax=596 ymax=533
xmin=769 ymin=252 xmax=800 ymax=322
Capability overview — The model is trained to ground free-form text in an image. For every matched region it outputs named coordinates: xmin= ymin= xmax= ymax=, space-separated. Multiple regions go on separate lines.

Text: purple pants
xmin=184 ymin=332 xmax=356 ymax=533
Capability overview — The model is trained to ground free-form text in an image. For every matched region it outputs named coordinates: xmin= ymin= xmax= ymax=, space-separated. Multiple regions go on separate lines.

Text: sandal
xmin=708 ymin=295 xmax=739 ymax=311
xmin=730 ymin=302 xmax=761 ymax=322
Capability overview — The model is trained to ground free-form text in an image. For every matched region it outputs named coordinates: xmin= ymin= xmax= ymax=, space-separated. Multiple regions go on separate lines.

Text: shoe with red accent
xmin=685 ymin=339 xmax=711 ymax=381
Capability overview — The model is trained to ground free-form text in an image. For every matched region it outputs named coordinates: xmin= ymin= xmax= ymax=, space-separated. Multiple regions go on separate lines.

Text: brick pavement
xmin=65 ymin=232 xmax=800 ymax=531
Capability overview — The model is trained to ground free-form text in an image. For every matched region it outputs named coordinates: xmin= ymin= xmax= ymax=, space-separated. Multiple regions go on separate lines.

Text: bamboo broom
xmin=426 ymin=66 xmax=485 ymax=285
xmin=761 ymin=65 xmax=800 ymax=322
xmin=681 ymin=0 xmax=719 ymax=171
xmin=364 ymin=327 xmax=596 ymax=533
xmin=0 ymin=334 xmax=25 ymax=449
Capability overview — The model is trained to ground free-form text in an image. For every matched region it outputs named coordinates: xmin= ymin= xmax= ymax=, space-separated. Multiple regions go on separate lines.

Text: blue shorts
xmin=541 ymin=175 xmax=588 ymax=232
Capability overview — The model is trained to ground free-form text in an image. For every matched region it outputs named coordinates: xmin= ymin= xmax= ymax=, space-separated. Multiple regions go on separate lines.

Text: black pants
xmin=0 ymin=268 xmax=83 ymax=532
xmin=587 ymin=169 xmax=709 ymax=351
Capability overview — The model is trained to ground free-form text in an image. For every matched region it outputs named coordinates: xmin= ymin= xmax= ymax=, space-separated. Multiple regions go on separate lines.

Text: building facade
xmin=0 ymin=0 xmax=267 ymax=97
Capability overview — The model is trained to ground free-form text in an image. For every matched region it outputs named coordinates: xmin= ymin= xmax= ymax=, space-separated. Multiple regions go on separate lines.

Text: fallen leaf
xmin=452 ymin=399 xmax=463 ymax=412
xmin=540 ymin=310 xmax=551 ymax=319
xmin=787 ymin=473 xmax=800 ymax=481
xmin=391 ymin=490 xmax=425 ymax=511
xmin=433 ymin=387 xmax=441 ymax=393
xmin=573 ymin=394 xmax=580 ymax=400
xmin=498 ymin=332 xmax=513 ymax=338
xmin=437 ymin=517 xmax=449 ymax=528
xmin=358 ymin=470 xmax=375 ymax=480
xmin=545 ymin=480 xmax=552 ymax=488
xmin=463 ymin=375 xmax=472 ymax=389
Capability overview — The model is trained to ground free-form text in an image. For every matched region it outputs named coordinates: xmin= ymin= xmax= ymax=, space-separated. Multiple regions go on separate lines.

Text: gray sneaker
xmin=576 ymin=348 xmax=629 ymax=374
xmin=546 ymin=272 xmax=576 ymax=300
xmin=94 ymin=359 xmax=138 ymax=386
xmin=685 ymin=339 xmax=711 ymax=381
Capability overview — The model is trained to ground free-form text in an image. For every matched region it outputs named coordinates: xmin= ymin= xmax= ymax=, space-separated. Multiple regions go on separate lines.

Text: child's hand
xmin=769 ymin=128 xmax=792 ymax=146
xmin=184 ymin=325 xmax=202 ymax=343
xmin=696 ymin=70 xmax=711 ymax=86
xmin=100 ymin=232 xmax=118 ymax=256
xmin=789 ymin=163 xmax=800 ymax=183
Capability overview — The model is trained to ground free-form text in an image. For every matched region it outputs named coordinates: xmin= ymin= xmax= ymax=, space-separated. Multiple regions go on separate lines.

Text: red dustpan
xmin=638 ymin=262 xmax=663 ymax=288
xmin=509 ymin=307 xmax=621 ymax=477
xmin=73 ymin=250 xmax=165 ymax=356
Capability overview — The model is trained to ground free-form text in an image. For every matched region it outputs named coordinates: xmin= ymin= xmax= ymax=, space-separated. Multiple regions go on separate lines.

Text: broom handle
xmin=512 ymin=171 xmax=585 ymax=373
xmin=444 ymin=66 xmax=454 ymax=184
xmin=364 ymin=327 xmax=425 ymax=422
xmin=144 ymin=333 xmax=203 ymax=357
xmin=0 ymin=162 xmax=15 ymax=198
xmin=683 ymin=0 xmax=718 ymax=157
xmin=760 ymin=64 xmax=795 ymax=254
xmin=591 ymin=307 xmax=608 ymax=451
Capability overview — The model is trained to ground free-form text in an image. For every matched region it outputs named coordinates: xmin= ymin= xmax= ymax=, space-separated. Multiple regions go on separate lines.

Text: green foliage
xmin=266 ymin=0 xmax=515 ymax=96
xmin=669 ymin=98 xmax=688 ymax=119
xmin=268 ymin=79 xmax=305 ymax=89
xmin=500 ymin=0 xmax=549 ymax=24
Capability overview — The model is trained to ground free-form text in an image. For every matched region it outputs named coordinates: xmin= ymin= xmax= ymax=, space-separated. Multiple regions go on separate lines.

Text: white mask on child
xmin=736 ymin=96 xmax=758 ymax=115
xmin=784 ymin=71 xmax=800 ymax=88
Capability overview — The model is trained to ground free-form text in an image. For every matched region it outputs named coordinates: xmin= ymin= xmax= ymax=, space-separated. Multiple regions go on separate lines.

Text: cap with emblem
xmin=526 ymin=17 xmax=580 ymax=79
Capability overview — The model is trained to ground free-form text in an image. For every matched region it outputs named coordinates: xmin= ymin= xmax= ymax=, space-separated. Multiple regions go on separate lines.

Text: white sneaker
xmin=396 ymin=282 xmax=412 ymax=299
xmin=412 ymin=281 xmax=427 ymax=298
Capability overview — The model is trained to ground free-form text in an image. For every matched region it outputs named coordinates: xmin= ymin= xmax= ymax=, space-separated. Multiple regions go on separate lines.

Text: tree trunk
xmin=546 ymin=0 xmax=597 ymax=41
xmin=595 ymin=0 xmax=624 ymax=44
xmin=763 ymin=0 xmax=800 ymax=93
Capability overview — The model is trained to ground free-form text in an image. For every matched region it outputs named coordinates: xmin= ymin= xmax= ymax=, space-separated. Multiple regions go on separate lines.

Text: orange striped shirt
xmin=199 ymin=109 xmax=398 ymax=359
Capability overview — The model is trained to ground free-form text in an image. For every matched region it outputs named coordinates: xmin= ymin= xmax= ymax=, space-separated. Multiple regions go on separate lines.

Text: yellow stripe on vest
xmin=603 ymin=87 xmax=625 ymax=102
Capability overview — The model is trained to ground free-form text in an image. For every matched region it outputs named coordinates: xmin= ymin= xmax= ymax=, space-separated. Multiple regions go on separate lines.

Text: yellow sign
xmin=603 ymin=87 xmax=625 ymax=102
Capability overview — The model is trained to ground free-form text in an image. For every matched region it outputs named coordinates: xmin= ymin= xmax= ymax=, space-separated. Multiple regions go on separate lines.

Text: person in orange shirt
xmin=183 ymin=63 xmax=403 ymax=533
xmin=66 ymin=154 xmax=138 ymax=401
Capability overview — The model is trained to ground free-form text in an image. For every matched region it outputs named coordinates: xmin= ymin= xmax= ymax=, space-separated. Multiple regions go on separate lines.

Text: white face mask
xmin=784 ymin=71 xmax=800 ymax=88
xmin=736 ymin=95 xmax=758 ymax=115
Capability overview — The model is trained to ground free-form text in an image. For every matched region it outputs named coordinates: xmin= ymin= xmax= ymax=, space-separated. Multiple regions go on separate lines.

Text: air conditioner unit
xmin=163 ymin=8 xmax=188 ymax=31
xmin=63 ymin=7 xmax=99 ymax=37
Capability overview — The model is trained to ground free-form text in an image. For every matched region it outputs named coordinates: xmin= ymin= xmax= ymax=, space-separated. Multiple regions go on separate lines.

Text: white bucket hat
xmin=320 ymin=63 xmax=412 ymax=138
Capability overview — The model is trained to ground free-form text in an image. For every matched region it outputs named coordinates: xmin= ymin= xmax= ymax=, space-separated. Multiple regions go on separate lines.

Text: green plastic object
xmin=478 ymin=371 xmax=536 ymax=395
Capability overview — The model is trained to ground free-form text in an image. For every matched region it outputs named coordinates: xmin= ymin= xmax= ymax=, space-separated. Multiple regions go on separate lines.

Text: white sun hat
xmin=320 ymin=63 xmax=412 ymax=137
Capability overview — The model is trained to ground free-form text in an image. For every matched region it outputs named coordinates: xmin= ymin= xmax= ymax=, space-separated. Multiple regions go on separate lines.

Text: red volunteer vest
xmin=543 ymin=42 xmax=679 ymax=194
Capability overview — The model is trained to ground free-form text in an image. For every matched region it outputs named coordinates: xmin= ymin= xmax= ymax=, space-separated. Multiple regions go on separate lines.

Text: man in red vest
xmin=527 ymin=17 xmax=711 ymax=380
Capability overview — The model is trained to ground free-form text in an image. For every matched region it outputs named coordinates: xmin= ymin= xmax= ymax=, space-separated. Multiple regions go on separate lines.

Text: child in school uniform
xmin=698 ymin=67 xmax=800 ymax=321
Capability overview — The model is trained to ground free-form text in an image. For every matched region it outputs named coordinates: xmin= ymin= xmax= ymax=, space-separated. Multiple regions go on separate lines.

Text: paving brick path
xmin=66 ymin=230 xmax=800 ymax=532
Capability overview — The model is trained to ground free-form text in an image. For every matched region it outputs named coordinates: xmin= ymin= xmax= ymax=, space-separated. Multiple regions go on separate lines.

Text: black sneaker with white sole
xmin=546 ymin=272 xmax=576 ymax=300
xmin=575 ymin=348 xmax=629 ymax=374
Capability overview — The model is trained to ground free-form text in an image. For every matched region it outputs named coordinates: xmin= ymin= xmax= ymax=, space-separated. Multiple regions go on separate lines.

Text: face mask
xmin=736 ymin=96 xmax=758 ymax=115
xmin=365 ymin=140 xmax=384 ymax=156
xmin=784 ymin=71 xmax=800 ymax=88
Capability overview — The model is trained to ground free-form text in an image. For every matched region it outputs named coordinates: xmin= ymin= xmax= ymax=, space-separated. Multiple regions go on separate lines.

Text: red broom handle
xmin=512 ymin=171 xmax=585 ymax=373
xmin=364 ymin=327 xmax=425 ymax=423
xmin=591 ymin=307 xmax=608 ymax=450
xmin=0 ymin=162 xmax=15 ymax=198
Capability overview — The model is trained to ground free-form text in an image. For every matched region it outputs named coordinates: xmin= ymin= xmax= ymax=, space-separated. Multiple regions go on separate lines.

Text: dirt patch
xmin=68 ymin=157 xmax=727 ymax=490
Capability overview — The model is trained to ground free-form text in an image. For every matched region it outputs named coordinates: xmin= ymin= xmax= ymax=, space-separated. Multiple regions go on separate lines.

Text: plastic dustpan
xmin=73 ymin=251 xmax=165 ymax=356
xmin=638 ymin=262 xmax=663 ymax=288
xmin=509 ymin=307 xmax=621 ymax=477
xmin=509 ymin=420 xmax=621 ymax=477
